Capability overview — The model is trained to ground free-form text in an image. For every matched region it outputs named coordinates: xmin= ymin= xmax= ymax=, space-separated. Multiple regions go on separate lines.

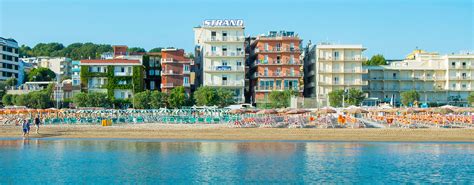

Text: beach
xmin=1 ymin=124 xmax=474 ymax=142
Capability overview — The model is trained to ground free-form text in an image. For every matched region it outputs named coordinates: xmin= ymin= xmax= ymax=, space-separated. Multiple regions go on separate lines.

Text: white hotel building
xmin=0 ymin=37 xmax=20 ymax=81
xmin=365 ymin=51 xmax=474 ymax=106
xmin=304 ymin=43 xmax=368 ymax=107
xmin=194 ymin=19 xmax=246 ymax=103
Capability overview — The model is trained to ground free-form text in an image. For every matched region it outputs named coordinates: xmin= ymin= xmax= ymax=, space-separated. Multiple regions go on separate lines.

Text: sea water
xmin=0 ymin=139 xmax=473 ymax=184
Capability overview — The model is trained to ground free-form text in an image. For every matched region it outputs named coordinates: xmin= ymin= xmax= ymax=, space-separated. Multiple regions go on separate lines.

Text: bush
xmin=401 ymin=90 xmax=420 ymax=107
xmin=73 ymin=92 xmax=110 ymax=108
xmin=193 ymin=87 xmax=234 ymax=107
xmin=168 ymin=87 xmax=188 ymax=108
xmin=2 ymin=94 xmax=14 ymax=106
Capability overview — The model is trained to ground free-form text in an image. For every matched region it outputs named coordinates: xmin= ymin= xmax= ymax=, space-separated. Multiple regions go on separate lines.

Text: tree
xmin=127 ymin=47 xmax=146 ymax=53
xmin=268 ymin=91 xmax=292 ymax=108
xmin=28 ymin=91 xmax=52 ymax=108
xmin=467 ymin=92 xmax=474 ymax=106
xmin=2 ymin=94 xmax=14 ymax=106
xmin=148 ymin=47 xmax=164 ymax=53
xmin=133 ymin=91 xmax=152 ymax=109
xmin=345 ymin=88 xmax=365 ymax=106
xmin=216 ymin=88 xmax=234 ymax=107
xmin=28 ymin=67 xmax=56 ymax=81
xmin=19 ymin=42 xmax=113 ymax=60
xmin=73 ymin=93 xmax=89 ymax=107
xmin=328 ymin=90 xmax=344 ymax=107
xmin=73 ymin=92 xmax=110 ymax=108
xmin=194 ymin=86 xmax=219 ymax=106
xmin=150 ymin=91 xmax=167 ymax=108
xmin=19 ymin=45 xmax=33 ymax=57
xmin=167 ymin=87 xmax=187 ymax=108
xmin=364 ymin=54 xmax=387 ymax=66
xmin=5 ymin=77 xmax=17 ymax=87
xmin=401 ymin=90 xmax=420 ymax=107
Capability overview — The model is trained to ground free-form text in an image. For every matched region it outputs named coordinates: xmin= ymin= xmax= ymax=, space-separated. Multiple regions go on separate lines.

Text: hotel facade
xmin=365 ymin=51 xmax=474 ymax=106
xmin=194 ymin=19 xmax=246 ymax=103
xmin=303 ymin=43 xmax=368 ymax=107
xmin=0 ymin=37 xmax=20 ymax=82
xmin=248 ymin=31 xmax=303 ymax=107
xmin=160 ymin=48 xmax=193 ymax=94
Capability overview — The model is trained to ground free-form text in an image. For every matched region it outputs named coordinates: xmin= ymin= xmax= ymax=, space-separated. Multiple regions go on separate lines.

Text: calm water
xmin=0 ymin=139 xmax=473 ymax=184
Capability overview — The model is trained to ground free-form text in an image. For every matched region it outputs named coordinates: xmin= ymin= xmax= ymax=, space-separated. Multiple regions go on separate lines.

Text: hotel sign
xmin=203 ymin=19 xmax=244 ymax=27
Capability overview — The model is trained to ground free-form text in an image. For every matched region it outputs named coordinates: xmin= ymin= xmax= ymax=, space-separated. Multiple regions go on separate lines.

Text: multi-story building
xmin=0 ymin=37 xmax=20 ymax=81
xmin=71 ymin=60 xmax=81 ymax=95
xmin=160 ymin=48 xmax=193 ymax=94
xmin=194 ymin=19 xmax=246 ymax=103
xmin=36 ymin=57 xmax=72 ymax=79
xmin=365 ymin=50 xmax=474 ymax=106
xmin=248 ymin=31 xmax=303 ymax=107
xmin=144 ymin=52 xmax=161 ymax=91
xmin=304 ymin=43 xmax=368 ymax=106
xmin=80 ymin=59 xmax=143 ymax=99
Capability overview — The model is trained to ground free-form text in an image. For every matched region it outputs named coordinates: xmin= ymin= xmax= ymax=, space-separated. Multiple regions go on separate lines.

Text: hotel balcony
xmin=205 ymin=51 xmax=245 ymax=58
xmin=161 ymin=58 xmax=192 ymax=63
xmin=204 ymin=36 xmax=245 ymax=43
xmin=254 ymin=47 xmax=301 ymax=53
xmin=317 ymin=68 xmax=368 ymax=74
xmin=254 ymin=72 xmax=302 ymax=78
xmin=161 ymin=83 xmax=174 ymax=88
xmin=114 ymin=71 xmax=133 ymax=76
xmin=162 ymin=70 xmax=184 ymax=75
xmin=372 ymin=77 xmax=446 ymax=81
xmin=449 ymin=76 xmax=472 ymax=80
xmin=255 ymin=86 xmax=302 ymax=92
xmin=206 ymin=80 xmax=244 ymax=87
xmin=88 ymin=84 xmax=107 ymax=89
xmin=318 ymin=80 xmax=368 ymax=86
xmin=204 ymin=66 xmax=244 ymax=73
xmin=318 ymin=56 xmax=368 ymax=62
xmin=254 ymin=59 xmax=303 ymax=66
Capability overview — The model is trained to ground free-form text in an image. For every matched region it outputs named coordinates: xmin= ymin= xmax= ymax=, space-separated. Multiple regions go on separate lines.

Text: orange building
xmin=160 ymin=48 xmax=193 ymax=94
xmin=249 ymin=31 xmax=303 ymax=107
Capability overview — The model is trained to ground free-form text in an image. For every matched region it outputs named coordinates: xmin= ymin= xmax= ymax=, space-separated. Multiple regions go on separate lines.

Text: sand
xmin=1 ymin=124 xmax=474 ymax=142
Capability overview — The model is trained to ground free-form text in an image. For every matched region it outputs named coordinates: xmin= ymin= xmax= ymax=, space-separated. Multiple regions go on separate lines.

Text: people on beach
xmin=34 ymin=116 xmax=41 ymax=134
xmin=21 ymin=119 xmax=30 ymax=138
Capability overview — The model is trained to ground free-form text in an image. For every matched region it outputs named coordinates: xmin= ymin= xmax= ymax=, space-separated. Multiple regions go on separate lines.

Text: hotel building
xmin=365 ymin=50 xmax=474 ymax=106
xmin=248 ymin=31 xmax=303 ymax=107
xmin=144 ymin=52 xmax=161 ymax=91
xmin=0 ymin=37 xmax=20 ymax=81
xmin=36 ymin=57 xmax=73 ymax=79
xmin=194 ymin=19 xmax=246 ymax=103
xmin=160 ymin=48 xmax=193 ymax=94
xmin=304 ymin=43 xmax=368 ymax=106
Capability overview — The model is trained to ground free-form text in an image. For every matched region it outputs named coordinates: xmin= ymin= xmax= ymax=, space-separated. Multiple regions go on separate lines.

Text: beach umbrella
xmin=256 ymin=109 xmax=277 ymax=114
xmin=244 ymin=109 xmax=259 ymax=114
xmin=228 ymin=109 xmax=245 ymax=114
xmin=277 ymin=108 xmax=292 ymax=114
xmin=343 ymin=107 xmax=368 ymax=114
xmin=315 ymin=107 xmax=337 ymax=114
xmin=430 ymin=107 xmax=454 ymax=114
xmin=285 ymin=109 xmax=308 ymax=114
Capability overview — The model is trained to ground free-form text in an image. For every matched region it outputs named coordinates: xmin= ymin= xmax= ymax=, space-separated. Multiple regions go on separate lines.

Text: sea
xmin=0 ymin=138 xmax=473 ymax=184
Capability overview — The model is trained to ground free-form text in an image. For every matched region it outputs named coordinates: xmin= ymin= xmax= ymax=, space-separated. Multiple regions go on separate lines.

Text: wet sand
xmin=1 ymin=124 xmax=474 ymax=142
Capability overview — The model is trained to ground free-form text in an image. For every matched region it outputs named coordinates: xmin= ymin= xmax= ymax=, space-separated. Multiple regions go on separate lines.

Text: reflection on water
xmin=0 ymin=139 xmax=473 ymax=184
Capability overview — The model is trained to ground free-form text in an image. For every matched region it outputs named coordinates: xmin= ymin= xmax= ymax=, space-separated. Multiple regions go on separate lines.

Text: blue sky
xmin=1 ymin=0 xmax=472 ymax=58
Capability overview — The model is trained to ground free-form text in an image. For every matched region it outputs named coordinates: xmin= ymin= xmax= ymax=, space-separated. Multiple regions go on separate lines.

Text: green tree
xmin=345 ymin=88 xmax=365 ymax=106
xmin=19 ymin=45 xmax=33 ymax=57
xmin=2 ymin=94 xmax=14 ymax=106
xmin=133 ymin=91 xmax=152 ymax=109
xmin=328 ymin=89 xmax=344 ymax=107
xmin=364 ymin=54 xmax=387 ymax=66
xmin=268 ymin=90 xmax=294 ymax=108
xmin=28 ymin=67 xmax=56 ymax=81
xmin=148 ymin=47 xmax=164 ymax=53
xmin=127 ymin=47 xmax=146 ymax=53
xmin=28 ymin=91 xmax=52 ymax=108
xmin=194 ymin=86 xmax=219 ymax=106
xmin=150 ymin=91 xmax=167 ymax=108
xmin=5 ymin=77 xmax=17 ymax=87
xmin=89 ymin=92 xmax=110 ymax=107
xmin=73 ymin=92 xmax=89 ymax=107
xmin=14 ymin=94 xmax=29 ymax=106
xmin=467 ymin=92 xmax=474 ymax=106
xmin=167 ymin=87 xmax=187 ymax=108
xmin=401 ymin=90 xmax=420 ymax=107
xmin=216 ymin=88 xmax=234 ymax=107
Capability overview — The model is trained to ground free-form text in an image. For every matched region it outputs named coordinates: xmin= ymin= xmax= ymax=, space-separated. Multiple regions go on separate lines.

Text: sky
xmin=1 ymin=0 xmax=473 ymax=59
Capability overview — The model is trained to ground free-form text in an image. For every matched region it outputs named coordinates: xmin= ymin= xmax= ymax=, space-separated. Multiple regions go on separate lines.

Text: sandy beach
xmin=1 ymin=124 xmax=473 ymax=142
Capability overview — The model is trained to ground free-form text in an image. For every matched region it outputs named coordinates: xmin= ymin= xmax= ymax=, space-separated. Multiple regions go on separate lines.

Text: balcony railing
xmin=162 ymin=70 xmax=182 ymax=75
xmin=255 ymin=47 xmax=301 ymax=53
xmin=318 ymin=81 xmax=368 ymax=86
xmin=255 ymin=59 xmax=302 ymax=65
xmin=161 ymin=58 xmax=192 ymax=63
xmin=205 ymin=66 xmax=244 ymax=72
xmin=205 ymin=36 xmax=245 ymax=42
xmin=317 ymin=68 xmax=368 ymax=73
xmin=114 ymin=71 xmax=133 ymax=76
xmin=88 ymin=84 xmax=106 ymax=89
xmin=318 ymin=56 xmax=368 ymax=61
xmin=449 ymin=76 xmax=471 ymax=80
xmin=207 ymin=81 xmax=244 ymax=87
xmin=255 ymin=72 xmax=302 ymax=78
xmin=255 ymin=86 xmax=300 ymax=91
xmin=161 ymin=83 xmax=174 ymax=88
xmin=205 ymin=51 xmax=245 ymax=57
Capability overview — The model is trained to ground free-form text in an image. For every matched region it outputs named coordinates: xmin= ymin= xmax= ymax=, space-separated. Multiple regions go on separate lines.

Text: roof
xmin=80 ymin=59 xmax=141 ymax=65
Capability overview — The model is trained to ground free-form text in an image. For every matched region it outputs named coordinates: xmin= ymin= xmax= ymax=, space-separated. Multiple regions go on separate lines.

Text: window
xmin=118 ymin=80 xmax=128 ymax=85
xmin=392 ymin=73 xmax=397 ymax=79
xmin=290 ymin=55 xmax=294 ymax=63
xmin=452 ymin=84 xmax=456 ymax=88
xmin=211 ymin=31 xmax=216 ymax=41
xmin=264 ymin=43 xmax=269 ymax=51
xmin=462 ymin=84 xmax=467 ymax=88
xmin=149 ymin=70 xmax=154 ymax=75
xmin=276 ymin=43 xmax=281 ymax=51
xmin=334 ymin=51 xmax=339 ymax=59
xmin=236 ymin=61 xmax=242 ymax=66
xmin=451 ymin=62 xmax=455 ymax=67
xmin=155 ymin=70 xmax=159 ymax=75
xmin=222 ymin=61 xmax=228 ymax=66
xmin=264 ymin=67 xmax=268 ymax=76
xmin=290 ymin=43 xmax=295 ymax=51
xmin=264 ymin=55 xmax=268 ymax=61
xmin=184 ymin=65 xmax=190 ymax=72
xmin=211 ymin=46 xmax=217 ymax=52
xmin=150 ymin=81 xmax=155 ymax=90
xmin=462 ymin=62 xmax=466 ymax=68
xmin=184 ymin=77 xmax=189 ymax=85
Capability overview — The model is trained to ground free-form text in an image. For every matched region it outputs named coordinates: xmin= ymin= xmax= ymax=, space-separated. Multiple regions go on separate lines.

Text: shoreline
xmin=1 ymin=124 xmax=474 ymax=142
